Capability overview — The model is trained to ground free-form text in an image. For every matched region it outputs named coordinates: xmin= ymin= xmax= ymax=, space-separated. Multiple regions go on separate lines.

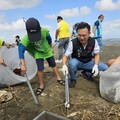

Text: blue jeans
xmin=58 ymin=38 xmax=69 ymax=60
xmin=96 ymin=37 xmax=103 ymax=50
xmin=68 ymin=58 xmax=108 ymax=81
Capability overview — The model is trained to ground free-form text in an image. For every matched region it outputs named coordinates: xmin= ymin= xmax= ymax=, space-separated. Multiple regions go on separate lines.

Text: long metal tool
xmin=24 ymin=73 xmax=39 ymax=104
xmin=64 ymin=72 xmax=70 ymax=108
xmin=52 ymin=40 xmax=59 ymax=48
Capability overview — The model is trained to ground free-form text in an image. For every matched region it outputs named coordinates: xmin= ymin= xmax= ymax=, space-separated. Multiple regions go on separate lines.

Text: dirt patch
xmin=1 ymin=45 xmax=120 ymax=120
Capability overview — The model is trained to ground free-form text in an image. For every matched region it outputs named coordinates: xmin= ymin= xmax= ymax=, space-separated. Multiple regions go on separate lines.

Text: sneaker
xmin=55 ymin=59 xmax=62 ymax=63
xmin=69 ymin=80 xmax=76 ymax=88
xmin=82 ymin=71 xmax=94 ymax=81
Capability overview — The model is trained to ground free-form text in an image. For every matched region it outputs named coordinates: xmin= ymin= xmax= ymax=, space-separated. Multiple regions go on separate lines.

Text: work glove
xmin=90 ymin=32 xmax=94 ymax=38
xmin=92 ymin=64 xmax=99 ymax=76
xmin=62 ymin=65 xmax=68 ymax=75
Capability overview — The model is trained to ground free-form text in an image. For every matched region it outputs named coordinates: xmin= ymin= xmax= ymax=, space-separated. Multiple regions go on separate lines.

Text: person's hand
xmin=92 ymin=64 xmax=99 ymax=76
xmin=55 ymin=39 xmax=59 ymax=42
xmin=90 ymin=32 xmax=94 ymax=38
xmin=0 ymin=58 xmax=4 ymax=64
xmin=62 ymin=65 xmax=68 ymax=75
xmin=21 ymin=64 xmax=27 ymax=75
xmin=51 ymin=48 xmax=54 ymax=54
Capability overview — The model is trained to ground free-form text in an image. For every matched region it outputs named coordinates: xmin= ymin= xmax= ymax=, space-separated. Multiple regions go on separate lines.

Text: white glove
xmin=92 ymin=64 xmax=99 ymax=76
xmin=90 ymin=32 xmax=94 ymax=38
xmin=62 ymin=65 xmax=68 ymax=75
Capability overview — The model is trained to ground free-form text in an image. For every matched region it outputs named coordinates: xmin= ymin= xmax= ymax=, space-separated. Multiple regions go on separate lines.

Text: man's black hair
xmin=57 ymin=16 xmax=63 ymax=20
xmin=15 ymin=35 xmax=20 ymax=39
xmin=98 ymin=14 xmax=104 ymax=19
xmin=76 ymin=22 xmax=90 ymax=32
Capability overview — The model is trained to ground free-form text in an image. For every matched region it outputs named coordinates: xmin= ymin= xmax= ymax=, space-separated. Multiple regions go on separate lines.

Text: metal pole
xmin=24 ymin=74 xmax=39 ymax=104
xmin=52 ymin=41 xmax=59 ymax=48
xmin=64 ymin=73 xmax=70 ymax=108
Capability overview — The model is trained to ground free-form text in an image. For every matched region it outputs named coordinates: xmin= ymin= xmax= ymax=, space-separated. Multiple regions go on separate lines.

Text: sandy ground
xmin=0 ymin=45 xmax=120 ymax=120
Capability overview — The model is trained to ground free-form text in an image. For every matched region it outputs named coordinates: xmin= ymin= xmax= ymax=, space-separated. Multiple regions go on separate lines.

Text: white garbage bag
xmin=100 ymin=64 xmax=120 ymax=103
xmin=0 ymin=46 xmax=37 ymax=85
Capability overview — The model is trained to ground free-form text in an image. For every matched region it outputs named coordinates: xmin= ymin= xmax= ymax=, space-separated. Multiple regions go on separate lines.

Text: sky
xmin=0 ymin=0 xmax=120 ymax=43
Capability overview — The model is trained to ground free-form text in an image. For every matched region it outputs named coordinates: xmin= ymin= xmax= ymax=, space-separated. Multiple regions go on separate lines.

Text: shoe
xmin=82 ymin=71 xmax=94 ymax=81
xmin=55 ymin=59 xmax=62 ymax=63
xmin=36 ymin=88 xmax=44 ymax=95
xmin=69 ymin=80 xmax=76 ymax=88
xmin=57 ymin=80 xmax=65 ymax=86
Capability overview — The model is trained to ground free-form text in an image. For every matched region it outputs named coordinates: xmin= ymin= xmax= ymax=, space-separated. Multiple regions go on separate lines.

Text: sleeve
xmin=0 ymin=39 xmax=4 ymax=46
xmin=94 ymin=20 xmax=99 ymax=27
xmin=57 ymin=23 xmax=60 ymax=29
xmin=93 ymin=40 xmax=100 ymax=54
xmin=64 ymin=41 xmax=73 ymax=57
xmin=46 ymin=33 xmax=52 ymax=45
xmin=18 ymin=43 xmax=26 ymax=59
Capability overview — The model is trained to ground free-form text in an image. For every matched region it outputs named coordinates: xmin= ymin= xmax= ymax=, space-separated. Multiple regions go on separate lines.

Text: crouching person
xmin=62 ymin=22 xmax=108 ymax=88
xmin=18 ymin=18 xmax=64 ymax=95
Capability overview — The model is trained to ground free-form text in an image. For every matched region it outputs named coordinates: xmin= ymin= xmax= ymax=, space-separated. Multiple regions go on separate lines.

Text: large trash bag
xmin=100 ymin=64 xmax=120 ymax=103
xmin=0 ymin=46 xmax=37 ymax=85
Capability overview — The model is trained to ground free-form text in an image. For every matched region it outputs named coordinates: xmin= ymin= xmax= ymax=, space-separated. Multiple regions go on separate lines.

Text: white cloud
xmin=103 ymin=18 xmax=120 ymax=38
xmin=79 ymin=6 xmax=91 ymax=16
xmin=0 ymin=13 xmax=6 ymax=23
xmin=0 ymin=19 xmax=26 ymax=43
xmin=45 ymin=6 xmax=91 ymax=19
xmin=95 ymin=0 xmax=120 ymax=11
xmin=59 ymin=8 xmax=79 ymax=18
xmin=0 ymin=0 xmax=42 ymax=10
xmin=45 ymin=14 xmax=56 ymax=19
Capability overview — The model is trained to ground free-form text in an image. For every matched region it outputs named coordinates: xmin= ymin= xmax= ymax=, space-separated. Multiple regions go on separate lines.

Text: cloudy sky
xmin=0 ymin=0 xmax=120 ymax=43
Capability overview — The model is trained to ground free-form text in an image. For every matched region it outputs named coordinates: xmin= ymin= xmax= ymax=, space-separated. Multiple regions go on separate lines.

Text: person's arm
xmin=55 ymin=23 xmax=60 ymax=40
xmin=91 ymin=21 xmax=99 ymax=37
xmin=92 ymin=40 xmax=100 ymax=76
xmin=0 ymin=58 xmax=4 ymax=64
xmin=62 ymin=41 xmax=73 ymax=75
xmin=46 ymin=33 xmax=52 ymax=47
xmin=18 ymin=43 xmax=27 ymax=74
xmin=2 ymin=41 xmax=14 ymax=48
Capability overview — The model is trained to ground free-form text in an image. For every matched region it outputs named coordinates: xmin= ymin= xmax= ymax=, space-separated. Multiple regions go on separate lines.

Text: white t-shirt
xmin=64 ymin=39 xmax=100 ymax=57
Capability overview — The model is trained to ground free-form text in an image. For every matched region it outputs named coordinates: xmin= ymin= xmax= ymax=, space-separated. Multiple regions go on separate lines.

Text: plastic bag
xmin=0 ymin=46 xmax=37 ymax=85
xmin=100 ymin=64 xmax=120 ymax=103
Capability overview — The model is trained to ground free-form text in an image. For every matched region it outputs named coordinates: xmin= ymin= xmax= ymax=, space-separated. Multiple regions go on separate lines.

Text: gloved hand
xmin=92 ymin=64 xmax=99 ymax=76
xmin=62 ymin=65 xmax=68 ymax=75
xmin=90 ymin=32 xmax=94 ymax=38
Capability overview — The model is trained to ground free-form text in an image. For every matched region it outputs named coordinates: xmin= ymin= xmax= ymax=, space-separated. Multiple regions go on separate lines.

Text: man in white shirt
xmin=62 ymin=22 xmax=108 ymax=88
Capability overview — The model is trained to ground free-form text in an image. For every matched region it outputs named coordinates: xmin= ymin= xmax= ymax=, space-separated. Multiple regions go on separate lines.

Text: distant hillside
xmin=103 ymin=38 xmax=120 ymax=46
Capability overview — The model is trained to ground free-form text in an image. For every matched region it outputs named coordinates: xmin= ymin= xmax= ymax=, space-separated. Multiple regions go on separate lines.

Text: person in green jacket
xmin=18 ymin=17 xmax=64 ymax=95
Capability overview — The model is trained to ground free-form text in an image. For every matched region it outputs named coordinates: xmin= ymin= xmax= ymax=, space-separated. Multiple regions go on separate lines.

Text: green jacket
xmin=20 ymin=28 xmax=53 ymax=59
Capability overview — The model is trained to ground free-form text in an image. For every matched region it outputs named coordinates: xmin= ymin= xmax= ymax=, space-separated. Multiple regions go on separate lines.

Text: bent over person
xmin=62 ymin=22 xmax=108 ymax=88
xmin=18 ymin=18 xmax=64 ymax=95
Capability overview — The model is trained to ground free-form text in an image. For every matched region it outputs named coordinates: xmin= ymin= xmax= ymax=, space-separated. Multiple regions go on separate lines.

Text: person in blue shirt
xmin=71 ymin=25 xmax=77 ymax=40
xmin=91 ymin=14 xmax=104 ymax=50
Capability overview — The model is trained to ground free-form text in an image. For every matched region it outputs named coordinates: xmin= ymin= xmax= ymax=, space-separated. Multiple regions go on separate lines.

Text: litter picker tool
xmin=24 ymin=73 xmax=39 ymax=105
xmin=64 ymin=72 xmax=70 ymax=109
xmin=52 ymin=40 xmax=59 ymax=48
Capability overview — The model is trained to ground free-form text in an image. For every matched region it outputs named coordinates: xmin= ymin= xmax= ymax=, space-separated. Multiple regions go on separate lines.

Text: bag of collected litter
xmin=100 ymin=64 xmax=120 ymax=103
